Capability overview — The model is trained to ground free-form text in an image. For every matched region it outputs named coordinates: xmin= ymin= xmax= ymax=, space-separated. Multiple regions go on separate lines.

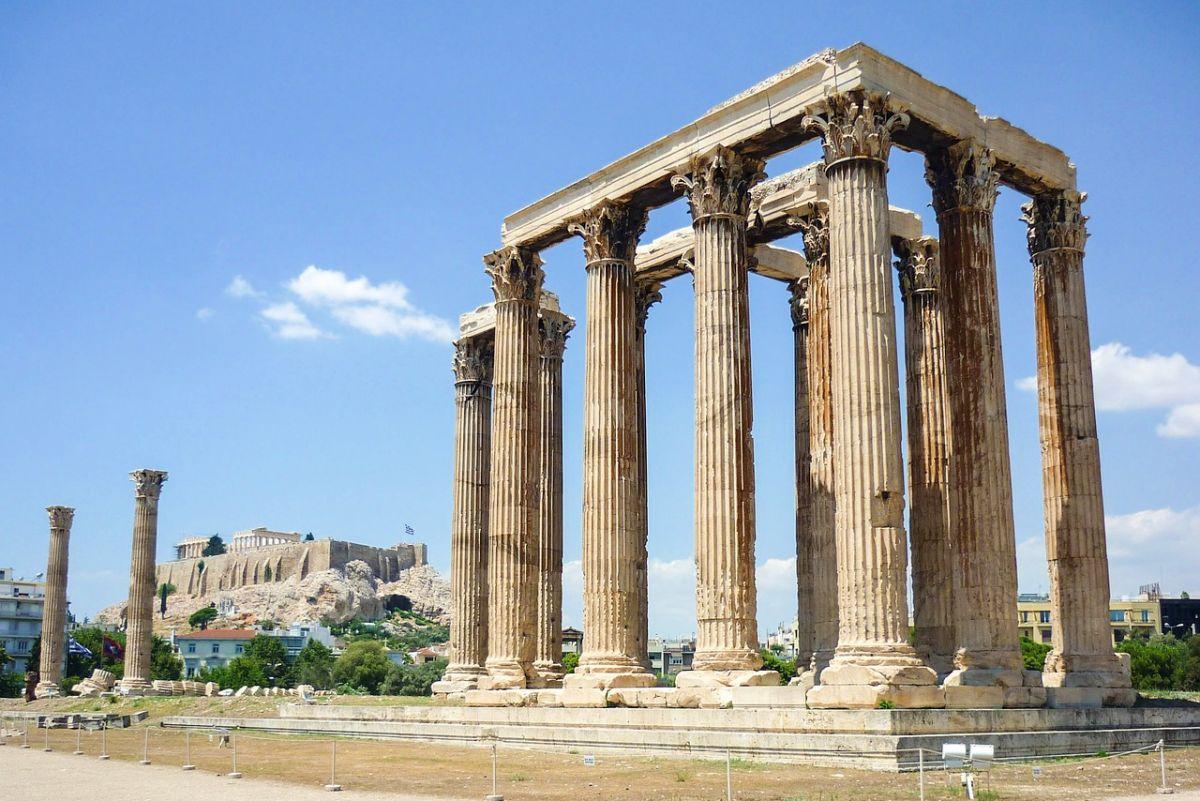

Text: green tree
xmin=263 ymin=565 xmax=273 ymax=582
xmin=189 ymin=606 xmax=218 ymax=631
xmin=305 ymin=533 xmax=315 ymax=541
xmin=561 ymin=651 xmax=579 ymax=674
xmin=1117 ymin=634 xmax=1188 ymax=690
xmin=380 ymin=659 xmax=447 ymax=696
xmin=244 ymin=635 xmax=291 ymax=687
xmin=196 ymin=664 xmax=234 ymax=689
xmin=294 ymin=640 xmax=336 ymax=689
xmin=0 ymin=643 xmax=9 ymax=669
xmin=759 ymin=649 xmax=797 ymax=684
xmin=150 ymin=635 xmax=183 ymax=680
xmin=226 ymin=656 xmax=267 ymax=688
xmin=202 ymin=535 xmax=227 ymax=557
xmin=1182 ymin=635 xmax=1200 ymax=691
xmin=1020 ymin=637 xmax=1052 ymax=671
xmin=332 ymin=640 xmax=392 ymax=694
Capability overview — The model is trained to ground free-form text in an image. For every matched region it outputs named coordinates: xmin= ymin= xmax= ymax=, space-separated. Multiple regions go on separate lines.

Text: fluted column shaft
xmin=634 ymin=282 xmax=663 ymax=670
xmin=566 ymin=201 xmax=654 ymax=687
xmin=674 ymin=146 xmax=766 ymax=674
xmin=122 ymin=469 xmax=167 ymax=691
xmin=795 ymin=206 xmax=838 ymax=680
xmin=534 ymin=314 xmax=572 ymax=682
xmin=895 ymin=237 xmax=956 ymax=676
xmin=1023 ymin=192 xmax=1126 ymax=684
xmin=442 ymin=336 xmax=493 ymax=686
xmin=36 ymin=507 xmax=74 ymax=695
xmin=927 ymin=141 xmax=1022 ymax=676
xmin=790 ymin=280 xmax=815 ymax=667
xmin=482 ymin=247 xmax=544 ymax=689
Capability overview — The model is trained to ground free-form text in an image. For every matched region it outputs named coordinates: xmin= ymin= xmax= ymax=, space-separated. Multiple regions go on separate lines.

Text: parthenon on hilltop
xmin=436 ymin=43 xmax=1134 ymax=712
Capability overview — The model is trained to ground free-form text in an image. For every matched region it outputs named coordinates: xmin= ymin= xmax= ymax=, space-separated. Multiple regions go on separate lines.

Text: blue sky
xmin=2 ymin=3 xmax=1198 ymax=637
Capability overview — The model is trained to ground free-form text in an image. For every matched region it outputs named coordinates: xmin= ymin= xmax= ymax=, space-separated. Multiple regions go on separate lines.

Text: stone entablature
xmin=158 ymin=539 xmax=428 ymax=597
xmin=230 ymin=527 xmax=303 ymax=553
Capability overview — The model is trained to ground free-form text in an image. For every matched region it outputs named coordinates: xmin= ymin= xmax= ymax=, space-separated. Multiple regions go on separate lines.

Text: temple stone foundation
xmin=439 ymin=43 xmax=1134 ymax=714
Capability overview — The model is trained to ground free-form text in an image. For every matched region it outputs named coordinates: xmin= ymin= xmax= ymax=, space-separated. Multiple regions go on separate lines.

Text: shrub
xmin=759 ymin=649 xmax=797 ymax=684
xmin=561 ymin=652 xmax=579 ymax=674
xmin=294 ymin=640 xmax=336 ymax=689
xmin=380 ymin=659 xmax=447 ymax=696
xmin=1020 ymin=637 xmax=1052 ymax=671
xmin=1117 ymin=635 xmax=1188 ymax=691
xmin=332 ymin=640 xmax=392 ymax=694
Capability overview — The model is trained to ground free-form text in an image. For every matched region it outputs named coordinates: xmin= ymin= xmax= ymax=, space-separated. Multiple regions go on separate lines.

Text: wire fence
xmin=2 ymin=719 xmax=1196 ymax=800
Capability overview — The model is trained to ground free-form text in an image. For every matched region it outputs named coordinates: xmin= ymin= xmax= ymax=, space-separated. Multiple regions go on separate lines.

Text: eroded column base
xmin=564 ymin=667 xmax=656 ymax=691
xmin=531 ymin=660 xmax=566 ymax=687
xmin=479 ymin=660 xmax=535 ymax=691
xmin=807 ymin=660 xmax=944 ymax=709
xmin=34 ymin=681 xmax=62 ymax=699
xmin=675 ymin=670 xmax=780 ymax=689
xmin=116 ymin=678 xmax=152 ymax=696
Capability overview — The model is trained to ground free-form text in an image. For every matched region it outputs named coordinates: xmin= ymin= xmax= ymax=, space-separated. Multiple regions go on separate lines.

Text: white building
xmin=0 ymin=567 xmax=47 ymax=674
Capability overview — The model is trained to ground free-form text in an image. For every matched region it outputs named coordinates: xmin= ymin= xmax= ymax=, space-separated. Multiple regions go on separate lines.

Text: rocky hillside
xmin=95 ymin=560 xmax=449 ymax=634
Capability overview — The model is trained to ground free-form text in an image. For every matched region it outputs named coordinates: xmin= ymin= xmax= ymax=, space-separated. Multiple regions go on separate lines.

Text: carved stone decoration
xmin=788 ymin=202 xmax=830 ymax=267
xmin=47 ymin=506 xmax=75 ymax=530
xmin=1021 ymin=190 xmax=1088 ymax=256
xmin=634 ymin=280 xmax=664 ymax=333
xmin=925 ymin=140 xmax=999 ymax=215
xmin=131 ymin=468 xmax=168 ymax=501
xmin=671 ymin=145 xmax=766 ymax=220
xmin=802 ymin=90 xmax=909 ymax=166
xmin=894 ymin=236 xmax=941 ymax=298
xmin=484 ymin=246 xmax=545 ymax=303
xmin=539 ymin=314 xmax=574 ymax=359
xmin=567 ymin=200 xmax=649 ymax=264
xmin=453 ymin=336 xmax=495 ymax=384
xmin=789 ymin=277 xmax=809 ymax=329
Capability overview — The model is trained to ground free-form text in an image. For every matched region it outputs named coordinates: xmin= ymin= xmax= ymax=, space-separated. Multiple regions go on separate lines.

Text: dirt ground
xmin=3 ymin=696 xmax=1198 ymax=800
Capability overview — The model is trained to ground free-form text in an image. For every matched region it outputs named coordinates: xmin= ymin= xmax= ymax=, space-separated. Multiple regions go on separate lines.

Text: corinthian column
xmin=435 ymin=335 xmax=494 ymax=693
xmin=480 ymin=246 xmax=543 ymax=690
xmin=564 ymin=200 xmax=655 ymax=689
xmin=789 ymin=278 xmax=815 ymax=670
xmin=672 ymin=146 xmax=777 ymax=687
xmin=802 ymin=91 xmax=940 ymax=708
xmin=634 ymin=280 xmax=663 ymax=670
xmin=926 ymin=141 xmax=1029 ymax=704
xmin=1022 ymin=191 xmax=1134 ymax=707
xmin=119 ymin=469 xmax=167 ymax=694
xmin=894 ymin=236 xmax=956 ymax=677
xmin=792 ymin=205 xmax=838 ymax=686
xmin=533 ymin=311 xmax=573 ymax=685
xmin=35 ymin=506 xmax=74 ymax=699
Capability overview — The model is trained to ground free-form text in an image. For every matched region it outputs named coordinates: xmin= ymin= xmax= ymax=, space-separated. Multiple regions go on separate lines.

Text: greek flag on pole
xmin=405 ymin=524 xmax=415 ymax=537
xmin=67 ymin=636 xmax=93 ymax=659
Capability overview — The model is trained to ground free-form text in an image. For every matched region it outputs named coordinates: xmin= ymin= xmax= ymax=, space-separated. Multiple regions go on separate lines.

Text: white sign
xmin=582 ymin=755 xmax=596 ymax=766
xmin=942 ymin=743 xmax=967 ymax=769
xmin=1032 ymin=766 xmax=1043 ymax=778
xmin=970 ymin=743 xmax=995 ymax=769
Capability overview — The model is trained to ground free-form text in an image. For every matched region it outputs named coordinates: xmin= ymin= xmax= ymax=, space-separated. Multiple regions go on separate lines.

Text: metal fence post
xmin=325 ymin=739 xmax=342 ymax=792
xmin=228 ymin=733 xmax=243 ymax=778
xmin=73 ymin=725 xmax=83 ymax=755
xmin=21 ymin=721 xmax=29 ymax=748
xmin=726 ymin=749 xmax=733 ymax=801
xmin=43 ymin=723 xmax=51 ymax=752
xmin=919 ymin=748 xmax=925 ymax=801
xmin=183 ymin=729 xmax=195 ymax=770
xmin=99 ymin=723 xmax=109 ymax=760
xmin=139 ymin=727 xmax=151 ymax=765
xmin=1158 ymin=738 xmax=1174 ymax=795
xmin=484 ymin=741 xmax=503 ymax=801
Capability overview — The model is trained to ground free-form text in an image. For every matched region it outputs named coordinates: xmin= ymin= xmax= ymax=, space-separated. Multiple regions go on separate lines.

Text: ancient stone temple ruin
xmin=438 ymin=43 xmax=1134 ymax=711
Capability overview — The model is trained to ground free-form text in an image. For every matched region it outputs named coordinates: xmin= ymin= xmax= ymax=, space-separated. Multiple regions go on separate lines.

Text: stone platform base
xmin=161 ymin=702 xmax=1200 ymax=771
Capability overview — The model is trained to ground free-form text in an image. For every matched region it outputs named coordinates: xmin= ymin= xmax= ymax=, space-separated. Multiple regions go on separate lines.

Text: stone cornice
xmin=453 ymin=337 xmax=494 ymax=384
xmin=1021 ymin=190 xmax=1088 ymax=256
xmin=46 ymin=506 xmax=75 ymax=529
xmin=925 ymin=140 xmax=999 ymax=215
xmin=671 ymin=146 xmax=765 ymax=222
xmin=130 ymin=469 xmax=168 ymax=500
xmin=539 ymin=313 xmax=574 ymax=359
xmin=802 ymin=90 xmax=909 ymax=167
xmin=789 ymin=277 xmax=810 ymax=330
xmin=566 ymin=200 xmax=648 ymax=264
xmin=893 ymin=236 xmax=941 ymax=298
xmin=484 ymin=246 xmax=544 ymax=303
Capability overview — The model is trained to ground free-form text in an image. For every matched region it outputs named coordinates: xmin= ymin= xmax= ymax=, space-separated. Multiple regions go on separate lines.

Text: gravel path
xmin=0 ymin=746 xmax=469 ymax=801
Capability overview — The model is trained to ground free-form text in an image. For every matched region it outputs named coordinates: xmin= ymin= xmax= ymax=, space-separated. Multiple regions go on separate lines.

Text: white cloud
xmin=287 ymin=265 xmax=454 ymax=343
xmin=225 ymin=275 xmax=262 ymax=299
xmin=1018 ymin=342 xmax=1200 ymax=439
xmin=195 ymin=307 xmax=214 ymax=320
xmin=1104 ymin=506 xmax=1200 ymax=597
xmin=260 ymin=301 xmax=328 ymax=340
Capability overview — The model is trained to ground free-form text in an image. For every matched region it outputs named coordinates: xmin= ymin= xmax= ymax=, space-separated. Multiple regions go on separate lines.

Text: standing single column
xmin=926 ymin=140 xmax=1031 ymax=705
xmin=434 ymin=335 xmax=494 ymax=694
xmin=789 ymin=278 xmax=815 ymax=671
xmin=1022 ymin=191 xmax=1134 ymax=707
xmin=792 ymin=204 xmax=839 ymax=686
xmin=893 ymin=236 xmax=956 ymax=677
xmin=634 ymin=280 xmax=663 ymax=671
xmin=802 ymin=91 xmax=940 ymax=708
xmin=481 ymin=246 xmax=544 ymax=690
xmin=672 ymin=146 xmax=777 ymax=686
xmin=35 ymin=506 xmax=74 ymax=698
xmin=119 ymin=468 xmax=167 ymax=694
xmin=564 ymin=200 xmax=655 ymax=690
xmin=533 ymin=311 xmax=573 ymax=685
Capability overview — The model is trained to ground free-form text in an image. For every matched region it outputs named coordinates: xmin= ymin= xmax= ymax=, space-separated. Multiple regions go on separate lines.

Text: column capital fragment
xmin=452 ymin=336 xmax=494 ymax=384
xmin=789 ymin=277 xmax=809 ymax=329
xmin=893 ymin=236 xmax=941 ymax=299
xmin=130 ymin=469 xmax=168 ymax=500
xmin=539 ymin=313 xmax=574 ymax=360
xmin=788 ymin=201 xmax=830 ymax=267
xmin=671 ymin=145 xmax=766 ymax=221
xmin=802 ymin=90 xmax=909 ymax=167
xmin=567 ymin=200 xmax=649 ymax=264
xmin=634 ymin=280 xmax=664 ymax=333
xmin=925 ymin=139 xmax=999 ymax=215
xmin=484 ymin=246 xmax=544 ymax=303
xmin=46 ymin=506 xmax=75 ymax=528
xmin=1021 ymin=190 xmax=1088 ymax=257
